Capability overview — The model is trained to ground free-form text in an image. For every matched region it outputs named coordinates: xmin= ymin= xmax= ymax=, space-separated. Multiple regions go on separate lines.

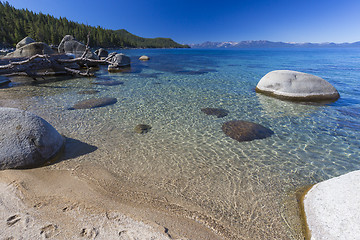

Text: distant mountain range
xmin=189 ymin=40 xmax=360 ymax=48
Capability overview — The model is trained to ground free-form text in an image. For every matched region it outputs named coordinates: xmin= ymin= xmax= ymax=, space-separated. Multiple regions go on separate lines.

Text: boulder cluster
xmin=2 ymin=36 xmax=131 ymax=72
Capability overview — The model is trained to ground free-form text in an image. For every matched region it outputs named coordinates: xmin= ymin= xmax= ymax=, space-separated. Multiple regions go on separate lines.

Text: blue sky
xmin=7 ymin=0 xmax=360 ymax=44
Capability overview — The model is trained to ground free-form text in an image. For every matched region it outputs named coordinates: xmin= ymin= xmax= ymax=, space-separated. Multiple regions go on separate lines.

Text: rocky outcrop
xmin=134 ymin=124 xmax=152 ymax=134
xmin=16 ymin=36 xmax=35 ymax=49
xmin=222 ymin=120 xmax=274 ymax=142
xmin=4 ymin=42 xmax=55 ymax=58
xmin=108 ymin=53 xmax=131 ymax=72
xmin=0 ymin=107 xmax=64 ymax=169
xmin=69 ymin=97 xmax=117 ymax=109
xmin=139 ymin=55 xmax=150 ymax=61
xmin=58 ymin=35 xmax=98 ymax=60
xmin=201 ymin=108 xmax=229 ymax=118
xmin=255 ymin=70 xmax=340 ymax=101
xmin=303 ymin=170 xmax=360 ymax=240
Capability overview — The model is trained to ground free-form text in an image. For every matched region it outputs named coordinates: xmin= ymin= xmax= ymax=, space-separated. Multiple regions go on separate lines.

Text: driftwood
xmin=0 ymin=33 xmax=120 ymax=80
xmin=0 ymin=54 xmax=96 ymax=78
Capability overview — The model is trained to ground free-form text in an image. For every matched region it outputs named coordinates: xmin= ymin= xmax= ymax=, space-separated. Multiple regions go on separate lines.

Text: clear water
xmin=1 ymin=48 xmax=360 ymax=239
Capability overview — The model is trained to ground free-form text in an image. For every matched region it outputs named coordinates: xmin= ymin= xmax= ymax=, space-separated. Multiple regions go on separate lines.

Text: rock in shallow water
xmin=77 ymin=90 xmax=100 ymax=95
xmin=255 ymin=70 xmax=340 ymax=102
xmin=222 ymin=120 xmax=274 ymax=142
xmin=304 ymin=170 xmax=360 ymax=240
xmin=134 ymin=124 xmax=152 ymax=134
xmin=108 ymin=53 xmax=131 ymax=72
xmin=70 ymin=97 xmax=117 ymax=109
xmin=0 ymin=107 xmax=64 ymax=169
xmin=139 ymin=55 xmax=150 ymax=61
xmin=92 ymin=80 xmax=124 ymax=86
xmin=201 ymin=108 xmax=229 ymax=118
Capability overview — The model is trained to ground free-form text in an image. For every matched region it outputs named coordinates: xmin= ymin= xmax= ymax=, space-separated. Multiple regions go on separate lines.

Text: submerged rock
xmin=201 ymin=108 xmax=229 ymax=118
xmin=139 ymin=55 xmax=150 ymax=61
xmin=222 ymin=120 xmax=274 ymax=142
xmin=16 ymin=36 xmax=35 ymax=49
xmin=0 ymin=107 xmax=64 ymax=169
xmin=70 ymin=97 xmax=117 ymax=109
xmin=4 ymin=42 xmax=55 ymax=58
xmin=255 ymin=70 xmax=340 ymax=102
xmin=134 ymin=124 xmax=152 ymax=134
xmin=77 ymin=90 xmax=100 ymax=95
xmin=304 ymin=170 xmax=360 ymax=240
xmin=92 ymin=80 xmax=124 ymax=86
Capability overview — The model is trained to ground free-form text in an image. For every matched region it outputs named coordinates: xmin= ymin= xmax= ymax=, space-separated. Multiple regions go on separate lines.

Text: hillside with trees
xmin=0 ymin=1 xmax=189 ymax=49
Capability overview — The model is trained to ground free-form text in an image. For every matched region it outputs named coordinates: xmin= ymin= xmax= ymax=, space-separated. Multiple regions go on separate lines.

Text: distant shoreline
xmin=189 ymin=40 xmax=360 ymax=49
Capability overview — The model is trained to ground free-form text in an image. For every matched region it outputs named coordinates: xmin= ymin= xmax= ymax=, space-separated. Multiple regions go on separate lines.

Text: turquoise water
xmin=2 ymin=48 xmax=360 ymax=239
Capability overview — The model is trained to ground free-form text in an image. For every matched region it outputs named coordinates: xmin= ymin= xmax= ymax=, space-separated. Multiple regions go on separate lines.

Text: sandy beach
xmin=0 ymin=163 xmax=223 ymax=240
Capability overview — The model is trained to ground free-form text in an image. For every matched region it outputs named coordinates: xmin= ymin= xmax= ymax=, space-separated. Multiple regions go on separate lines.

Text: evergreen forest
xmin=0 ymin=1 xmax=189 ymax=49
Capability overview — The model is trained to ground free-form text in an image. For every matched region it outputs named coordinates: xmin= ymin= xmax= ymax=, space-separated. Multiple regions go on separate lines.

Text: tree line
xmin=0 ymin=1 xmax=189 ymax=49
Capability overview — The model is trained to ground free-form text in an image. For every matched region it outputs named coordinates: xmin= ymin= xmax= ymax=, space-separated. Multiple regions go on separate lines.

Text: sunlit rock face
xmin=304 ymin=170 xmax=360 ymax=240
xmin=256 ymin=70 xmax=340 ymax=102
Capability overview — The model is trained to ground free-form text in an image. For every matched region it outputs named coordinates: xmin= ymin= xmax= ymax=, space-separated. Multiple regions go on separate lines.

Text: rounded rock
xmin=70 ymin=97 xmax=117 ymax=109
xmin=108 ymin=53 xmax=131 ymax=72
xmin=304 ymin=170 xmax=360 ymax=240
xmin=222 ymin=120 xmax=274 ymax=142
xmin=255 ymin=70 xmax=340 ymax=102
xmin=201 ymin=108 xmax=229 ymax=118
xmin=139 ymin=55 xmax=150 ymax=61
xmin=0 ymin=107 xmax=64 ymax=169
xmin=134 ymin=124 xmax=152 ymax=134
xmin=94 ymin=48 xmax=108 ymax=59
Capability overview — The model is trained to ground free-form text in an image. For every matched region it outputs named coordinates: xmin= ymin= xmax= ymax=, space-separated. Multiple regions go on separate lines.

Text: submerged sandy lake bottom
xmin=1 ymin=48 xmax=360 ymax=239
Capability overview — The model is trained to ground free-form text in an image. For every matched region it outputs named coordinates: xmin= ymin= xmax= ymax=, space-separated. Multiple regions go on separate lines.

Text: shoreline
xmin=0 ymin=164 xmax=223 ymax=240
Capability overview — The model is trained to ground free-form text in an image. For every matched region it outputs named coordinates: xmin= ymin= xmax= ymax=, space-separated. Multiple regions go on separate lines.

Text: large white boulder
xmin=256 ymin=70 xmax=340 ymax=101
xmin=0 ymin=108 xmax=64 ymax=169
xmin=304 ymin=170 xmax=360 ymax=240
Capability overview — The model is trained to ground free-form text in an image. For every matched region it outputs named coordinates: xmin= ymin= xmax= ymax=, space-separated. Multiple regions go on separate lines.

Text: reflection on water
xmin=1 ymin=48 xmax=360 ymax=239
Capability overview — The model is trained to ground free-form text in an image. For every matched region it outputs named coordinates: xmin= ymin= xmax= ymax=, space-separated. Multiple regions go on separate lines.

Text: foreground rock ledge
xmin=256 ymin=70 xmax=340 ymax=101
xmin=304 ymin=170 xmax=360 ymax=240
xmin=0 ymin=107 xmax=64 ymax=169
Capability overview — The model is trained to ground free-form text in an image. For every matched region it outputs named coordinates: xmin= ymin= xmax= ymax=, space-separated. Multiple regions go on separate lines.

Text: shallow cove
xmin=1 ymin=48 xmax=359 ymax=239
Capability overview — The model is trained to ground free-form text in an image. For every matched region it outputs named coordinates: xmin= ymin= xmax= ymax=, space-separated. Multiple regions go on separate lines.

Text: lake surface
xmin=1 ymin=48 xmax=360 ymax=239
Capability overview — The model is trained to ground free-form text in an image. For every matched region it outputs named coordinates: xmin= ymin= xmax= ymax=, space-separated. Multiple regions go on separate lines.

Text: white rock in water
xmin=256 ymin=70 xmax=340 ymax=101
xmin=0 ymin=107 xmax=64 ymax=169
xmin=304 ymin=170 xmax=360 ymax=240
xmin=139 ymin=55 xmax=150 ymax=61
